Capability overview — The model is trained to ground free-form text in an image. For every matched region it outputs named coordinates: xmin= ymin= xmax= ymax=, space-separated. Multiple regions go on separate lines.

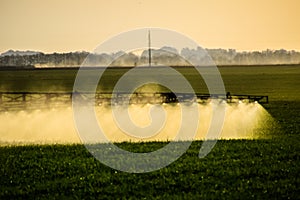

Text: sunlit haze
xmin=0 ymin=0 xmax=299 ymax=53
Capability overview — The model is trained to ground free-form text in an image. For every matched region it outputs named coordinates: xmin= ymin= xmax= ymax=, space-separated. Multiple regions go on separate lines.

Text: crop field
xmin=1 ymin=65 xmax=299 ymax=101
xmin=0 ymin=65 xmax=299 ymax=198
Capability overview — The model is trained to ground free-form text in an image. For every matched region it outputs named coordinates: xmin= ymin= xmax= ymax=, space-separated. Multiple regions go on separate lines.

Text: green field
xmin=0 ymin=66 xmax=299 ymax=198
xmin=1 ymin=65 xmax=299 ymax=101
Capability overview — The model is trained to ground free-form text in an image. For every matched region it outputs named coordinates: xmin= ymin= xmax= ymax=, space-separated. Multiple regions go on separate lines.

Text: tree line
xmin=0 ymin=48 xmax=299 ymax=68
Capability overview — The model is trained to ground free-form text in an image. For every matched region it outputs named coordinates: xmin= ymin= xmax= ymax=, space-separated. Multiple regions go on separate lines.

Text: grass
xmin=0 ymin=136 xmax=299 ymax=199
xmin=1 ymin=65 xmax=299 ymax=101
xmin=0 ymin=101 xmax=299 ymax=199
xmin=0 ymin=66 xmax=299 ymax=198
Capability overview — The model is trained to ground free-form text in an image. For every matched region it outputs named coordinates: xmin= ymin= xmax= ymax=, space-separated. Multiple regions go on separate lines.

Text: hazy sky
xmin=0 ymin=0 xmax=299 ymax=53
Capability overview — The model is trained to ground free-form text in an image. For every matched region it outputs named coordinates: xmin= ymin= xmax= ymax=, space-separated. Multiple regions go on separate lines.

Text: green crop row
xmin=0 ymin=136 xmax=299 ymax=199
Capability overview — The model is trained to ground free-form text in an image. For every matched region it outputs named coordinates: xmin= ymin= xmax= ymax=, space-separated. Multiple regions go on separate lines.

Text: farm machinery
xmin=0 ymin=91 xmax=268 ymax=112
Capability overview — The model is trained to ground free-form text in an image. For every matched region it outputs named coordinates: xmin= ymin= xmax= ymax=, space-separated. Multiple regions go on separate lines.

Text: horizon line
xmin=2 ymin=47 xmax=300 ymax=55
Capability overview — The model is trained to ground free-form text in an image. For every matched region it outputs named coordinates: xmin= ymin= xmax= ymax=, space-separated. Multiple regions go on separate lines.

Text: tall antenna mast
xmin=148 ymin=30 xmax=151 ymax=67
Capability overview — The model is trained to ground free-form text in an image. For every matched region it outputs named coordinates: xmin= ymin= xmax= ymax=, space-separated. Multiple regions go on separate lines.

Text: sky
xmin=0 ymin=0 xmax=299 ymax=53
